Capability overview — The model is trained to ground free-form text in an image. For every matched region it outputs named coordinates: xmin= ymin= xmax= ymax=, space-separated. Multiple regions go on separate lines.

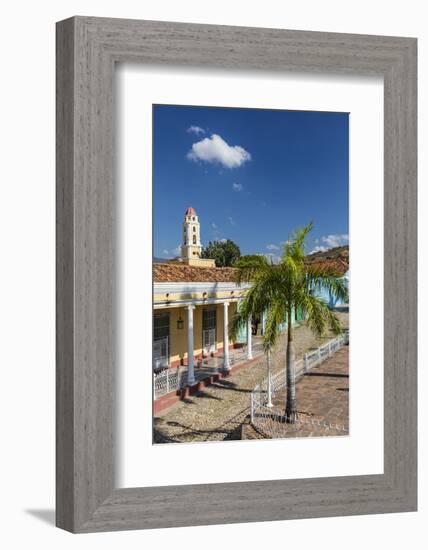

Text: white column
xmin=187 ymin=305 xmax=195 ymax=386
xmin=223 ymin=302 xmax=230 ymax=371
xmin=266 ymin=349 xmax=273 ymax=407
xmin=262 ymin=310 xmax=267 ymax=336
xmin=247 ymin=315 xmax=253 ymax=360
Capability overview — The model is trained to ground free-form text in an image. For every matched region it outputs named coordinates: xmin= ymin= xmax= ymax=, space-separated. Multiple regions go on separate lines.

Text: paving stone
xmin=154 ymin=312 xmax=349 ymax=443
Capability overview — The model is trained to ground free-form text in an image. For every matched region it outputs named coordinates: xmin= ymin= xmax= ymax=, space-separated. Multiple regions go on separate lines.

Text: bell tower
xmin=180 ymin=207 xmax=215 ymax=267
xmin=181 ymin=207 xmax=202 ymax=260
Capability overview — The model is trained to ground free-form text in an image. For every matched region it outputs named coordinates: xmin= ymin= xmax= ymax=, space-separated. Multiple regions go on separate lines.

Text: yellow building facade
xmin=153 ymin=264 xmax=251 ymax=383
xmin=154 ymin=207 xmax=253 ymax=384
xmin=153 ymin=299 xmax=239 ymax=368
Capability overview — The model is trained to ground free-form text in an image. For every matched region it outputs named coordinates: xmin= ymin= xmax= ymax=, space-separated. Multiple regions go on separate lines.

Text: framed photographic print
xmin=56 ymin=17 xmax=417 ymax=532
xmin=151 ymin=104 xmax=350 ymax=444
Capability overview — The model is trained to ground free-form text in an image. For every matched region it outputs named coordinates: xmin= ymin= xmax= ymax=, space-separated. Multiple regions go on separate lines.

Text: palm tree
xmin=231 ymin=222 xmax=348 ymax=423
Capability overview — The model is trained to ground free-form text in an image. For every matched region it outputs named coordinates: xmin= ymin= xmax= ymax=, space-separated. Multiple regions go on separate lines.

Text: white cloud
xmin=232 ymin=182 xmax=243 ymax=192
xmin=308 ymin=235 xmax=349 ymax=255
xmin=266 ymin=243 xmax=280 ymax=251
xmin=320 ymin=234 xmax=349 ymax=248
xmin=228 ymin=216 xmax=236 ymax=226
xmin=187 ymin=134 xmax=251 ymax=169
xmin=219 ymin=238 xmax=227 ymax=243
xmin=309 ymin=245 xmax=328 ymax=254
xmin=211 ymin=222 xmax=221 ymax=239
xmin=161 ymin=245 xmax=181 ymax=258
xmin=262 ymin=253 xmax=281 ymax=265
xmin=187 ymin=125 xmax=205 ymax=135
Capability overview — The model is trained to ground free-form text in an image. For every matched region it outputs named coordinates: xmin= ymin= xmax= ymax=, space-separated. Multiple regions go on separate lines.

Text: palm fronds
xmin=233 ymin=221 xmax=348 ymax=422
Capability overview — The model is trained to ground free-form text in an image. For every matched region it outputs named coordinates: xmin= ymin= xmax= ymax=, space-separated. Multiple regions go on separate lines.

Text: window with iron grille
xmin=154 ymin=312 xmax=170 ymax=339
xmin=202 ymin=307 xmax=216 ymax=330
xmin=153 ymin=312 xmax=170 ymax=370
xmin=202 ymin=307 xmax=217 ymax=354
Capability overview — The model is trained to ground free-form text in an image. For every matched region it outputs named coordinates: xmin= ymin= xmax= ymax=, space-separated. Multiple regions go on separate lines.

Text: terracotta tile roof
xmin=305 ymin=258 xmax=349 ymax=276
xmin=154 ymin=248 xmax=349 ymax=283
xmin=305 ymin=246 xmax=349 ymax=276
xmin=154 ymin=263 xmax=238 ymax=283
xmin=185 ymin=206 xmax=197 ymax=216
xmin=305 ymin=245 xmax=349 ymax=275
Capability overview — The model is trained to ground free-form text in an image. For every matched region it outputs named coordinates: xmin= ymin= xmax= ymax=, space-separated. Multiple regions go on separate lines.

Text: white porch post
xmin=266 ymin=349 xmax=273 ymax=407
xmin=187 ymin=305 xmax=196 ymax=386
xmin=223 ymin=302 xmax=230 ymax=371
xmin=247 ymin=315 xmax=253 ymax=360
xmin=261 ymin=310 xmax=267 ymax=336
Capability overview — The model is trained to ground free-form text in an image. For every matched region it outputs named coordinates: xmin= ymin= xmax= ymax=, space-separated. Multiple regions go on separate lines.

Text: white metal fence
xmin=153 ymin=367 xmax=183 ymax=400
xmin=153 ymin=331 xmax=349 ymax=403
xmin=249 ymin=408 xmax=348 ymax=437
xmin=153 ymin=340 xmax=265 ymax=400
xmin=250 ymin=331 xmax=349 ymax=438
xmin=153 ymin=365 xmax=215 ymax=399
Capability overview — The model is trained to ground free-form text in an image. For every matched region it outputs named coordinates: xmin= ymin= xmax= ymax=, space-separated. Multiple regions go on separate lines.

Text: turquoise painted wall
xmin=314 ymin=270 xmax=349 ymax=308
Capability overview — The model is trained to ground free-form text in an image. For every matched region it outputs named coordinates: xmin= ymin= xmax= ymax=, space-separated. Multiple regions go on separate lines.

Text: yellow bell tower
xmin=180 ymin=207 xmax=215 ymax=267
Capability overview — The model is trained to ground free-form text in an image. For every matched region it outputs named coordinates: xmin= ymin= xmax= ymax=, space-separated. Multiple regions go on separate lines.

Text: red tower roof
xmin=185 ymin=207 xmax=197 ymax=216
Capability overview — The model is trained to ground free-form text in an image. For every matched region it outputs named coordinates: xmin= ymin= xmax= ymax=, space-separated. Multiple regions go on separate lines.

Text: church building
xmin=153 ymin=207 xmax=251 ymax=384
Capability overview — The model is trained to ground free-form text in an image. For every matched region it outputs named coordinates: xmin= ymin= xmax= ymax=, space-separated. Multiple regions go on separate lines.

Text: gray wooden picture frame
xmin=56 ymin=16 xmax=417 ymax=533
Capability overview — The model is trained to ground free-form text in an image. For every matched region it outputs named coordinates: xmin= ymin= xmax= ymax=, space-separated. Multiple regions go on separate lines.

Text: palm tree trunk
xmin=285 ymin=307 xmax=297 ymax=423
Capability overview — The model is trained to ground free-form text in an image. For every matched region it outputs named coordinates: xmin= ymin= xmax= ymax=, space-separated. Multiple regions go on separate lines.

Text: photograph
xmin=0 ymin=0 xmax=420 ymax=542
xmin=0 ymin=3 xmax=417 ymax=542
xmin=152 ymin=104 xmax=350 ymax=444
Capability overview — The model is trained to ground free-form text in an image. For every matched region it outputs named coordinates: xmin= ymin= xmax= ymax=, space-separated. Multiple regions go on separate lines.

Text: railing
xmin=153 ymin=367 xmax=183 ymax=400
xmin=250 ymin=331 xmax=349 ymax=437
xmin=153 ymin=339 xmax=266 ymax=400
xmin=249 ymin=407 xmax=348 ymax=437
xmin=303 ymin=333 xmax=347 ymax=372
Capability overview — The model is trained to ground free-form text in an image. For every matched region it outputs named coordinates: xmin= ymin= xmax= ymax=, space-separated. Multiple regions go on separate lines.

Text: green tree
xmin=231 ymin=222 xmax=348 ymax=423
xmin=201 ymin=239 xmax=241 ymax=267
xmin=239 ymin=254 xmax=267 ymax=264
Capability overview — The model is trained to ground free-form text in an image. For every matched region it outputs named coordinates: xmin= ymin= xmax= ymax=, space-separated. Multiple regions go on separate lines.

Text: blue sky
xmin=153 ymin=104 xmax=349 ymax=261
